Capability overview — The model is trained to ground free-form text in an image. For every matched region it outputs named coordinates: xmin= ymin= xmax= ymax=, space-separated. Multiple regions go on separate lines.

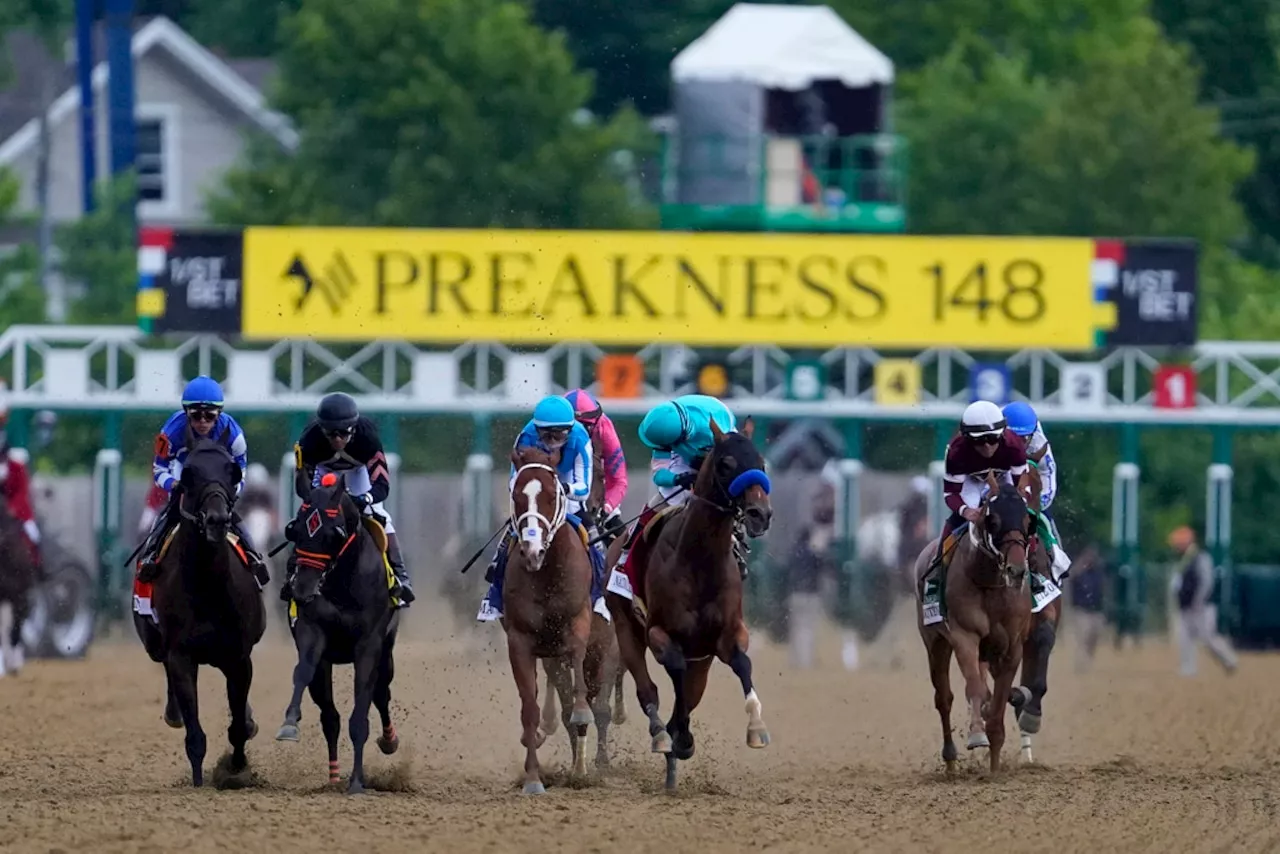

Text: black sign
xmin=1106 ymin=240 xmax=1198 ymax=347
xmin=151 ymin=231 xmax=244 ymax=335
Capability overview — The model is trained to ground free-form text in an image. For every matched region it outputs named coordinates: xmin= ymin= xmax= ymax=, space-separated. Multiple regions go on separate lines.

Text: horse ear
xmin=710 ymin=419 xmax=725 ymax=441
xmin=741 ymin=416 xmax=755 ymax=440
xmin=986 ymin=470 xmax=999 ymax=496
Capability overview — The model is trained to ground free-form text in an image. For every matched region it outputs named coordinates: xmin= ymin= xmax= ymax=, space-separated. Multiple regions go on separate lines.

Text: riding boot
xmin=136 ymin=499 xmax=175 ymax=583
xmin=617 ymin=505 xmax=658 ymax=574
xmin=279 ymin=552 xmax=297 ymax=603
xmin=928 ymin=521 xmax=957 ymax=581
xmin=385 ymin=532 xmax=415 ymax=606
xmin=479 ymin=534 xmax=512 ymax=620
xmin=229 ymin=515 xmax=271 ymax=589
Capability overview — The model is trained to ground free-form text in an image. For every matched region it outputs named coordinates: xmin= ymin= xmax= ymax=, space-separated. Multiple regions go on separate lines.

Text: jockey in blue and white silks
xmin=1003 ymin=400 xmax=1070 ymax=582
xmin=478 ymin=395 xmax=609 ymax=623
xmin=136 ymin=375 xmax=269 ymax=593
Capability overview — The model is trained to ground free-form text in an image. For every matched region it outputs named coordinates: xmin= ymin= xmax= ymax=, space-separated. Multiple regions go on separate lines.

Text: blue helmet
xmin=182 ymin=375 xmax=224 ymax=408
xmin=532 ymin=395 xmax=575 ymax=428
xmin=1002 ymin=401 xmax=1038 ymax=437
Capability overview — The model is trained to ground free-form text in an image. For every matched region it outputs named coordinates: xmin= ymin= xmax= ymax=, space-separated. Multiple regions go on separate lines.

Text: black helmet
xmin=317 ymin=392 xmax=360 ymax=433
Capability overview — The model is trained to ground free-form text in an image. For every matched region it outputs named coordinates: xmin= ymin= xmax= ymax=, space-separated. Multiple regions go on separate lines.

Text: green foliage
xmin=209 ymin=0 xmax=655 ymax=230
xmin=56 ymin=174 xmax=137 ymax=325
xmin=183 ymin=0 xmax=298 ymax=58
xmin=0 ymin=168 xmax=43 ymax=324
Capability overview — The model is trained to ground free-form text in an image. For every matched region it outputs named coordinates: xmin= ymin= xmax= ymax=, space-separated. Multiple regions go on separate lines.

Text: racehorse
xmin=1009 ymin=464 xmax=1059 ymax=763
xmin=540 ymin=442 xmax=627 ymax=749
xmin=274 ymin=472 xmax=401 ymax=795
xmin=0 ymin=502 xmax=37 ymax=677
xmin=502 ymin=445 xmax=600 ymax=794
xmin=914 ymin=471 xmax=1038 ymax=773
xmin=145 ymin=432 xmax=266 ymax=787
xmin=605 ymin=419 xmax=773 ymax=792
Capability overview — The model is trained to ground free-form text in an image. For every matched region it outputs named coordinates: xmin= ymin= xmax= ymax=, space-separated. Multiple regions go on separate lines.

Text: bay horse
xmin=274 ymin=472 xmax=401 ymax=795
xmin=503 ymin=445 xmax=599 ymax=794
xmin=915 ymin=470 xmax=1038 ymax=773
xmin=605 ymin=418 xmax=773 ymax=792
xmin=539 ymin=441 xmax=628 ymax=756
xmin=147 ymin=432 xmax=266 ymax=787
xmin=0 ymin=503 xmax=38 ymax=677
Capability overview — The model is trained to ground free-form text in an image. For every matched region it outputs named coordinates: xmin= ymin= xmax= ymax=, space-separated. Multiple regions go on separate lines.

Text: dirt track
xmin=1 ymin=604 xmax=1275 ymax=854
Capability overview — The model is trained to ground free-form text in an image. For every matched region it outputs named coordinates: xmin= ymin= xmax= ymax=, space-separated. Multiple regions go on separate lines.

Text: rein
xmin=179 ymin=483 xmax=233 ymax=531
xmin=510 ymin=462 xmax=567 ymax=563
xmin=965 ymin=502 xmax=1030 ymax=589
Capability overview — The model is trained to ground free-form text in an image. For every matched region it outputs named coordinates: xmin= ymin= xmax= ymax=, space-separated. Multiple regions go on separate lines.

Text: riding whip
xmin=584 ymin=487 xmax=686 ymax=548
xmin=458 ymin=525 xmax=506 ymax=574
xmin=120 ymin=539 xmax=146 ymax=568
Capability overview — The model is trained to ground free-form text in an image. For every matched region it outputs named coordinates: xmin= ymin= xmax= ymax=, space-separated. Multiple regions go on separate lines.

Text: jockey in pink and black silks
xmin=564 ymin=388 xmax=628 ymax=538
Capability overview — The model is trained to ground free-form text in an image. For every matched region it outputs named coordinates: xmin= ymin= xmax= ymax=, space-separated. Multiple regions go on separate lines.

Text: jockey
xmin=136 ymin=376 xmax=270 ymax=586
xmin=1002 ymin=400 xmax=1070 ymax=582
xmin=564 ymin=388 xmax=628 ymax=540
xmin=282 ymin=392 xmax=415 ymax=606
xmin=0 ymin=396 xmax=41 ymax=569
xmin=920 ymin=400 xmax=1029 ymax=605
xmin=606 ymin=393 xmax=747 ymax=603
xmin=479 ymin=395 xmax=605 ymax=622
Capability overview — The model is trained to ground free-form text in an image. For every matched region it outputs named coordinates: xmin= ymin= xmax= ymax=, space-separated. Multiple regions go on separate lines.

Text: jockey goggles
xmin=537 ymin=426 xmax=570 ymax=448
xmin=184 ymin=404 xmax=221 ymax=423
xmin=323 ymin=426 xmax=355 ymax=439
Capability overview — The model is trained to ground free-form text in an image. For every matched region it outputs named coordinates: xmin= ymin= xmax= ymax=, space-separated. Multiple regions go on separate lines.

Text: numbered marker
xmin=874 ymin=359 xmax=922 ymax=405
xmin=786 ymin=361 xmax=826 ymax=401
xmin=595 ymin=353 xmax=644 ymax=398
xmin=969 ymin=362 xmax=1011 ymax=404
xmin=1153 ymin=365 xmax=1197 ymax=409
xmin=1060 ymin=363 xmax=1107 ymax=411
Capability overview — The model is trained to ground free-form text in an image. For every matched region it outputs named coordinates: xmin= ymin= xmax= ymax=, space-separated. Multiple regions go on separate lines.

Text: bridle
xmin=967 ymin=493 xmax=1031 ymax=589
xmin=292 ymin=496 xmax=359 ymax=584
xmin=509 ymin=462 xmax=567 ymax=570
xmin=177 ymin=447 xmax=237 ymax=537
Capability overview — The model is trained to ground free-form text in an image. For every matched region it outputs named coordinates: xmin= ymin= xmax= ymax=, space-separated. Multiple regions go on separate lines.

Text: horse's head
xmin=696 ymin=417 xmax=773 ymax=537
xmin=508 ymin=445 xmax=567 ymax=571
xmin=975 ymin=470 xmax=1038 ymax=586
xmin=287 ymin=472 xmax=362 ymax=602
xmin=178 ymin=432 xmax=241 ymax=544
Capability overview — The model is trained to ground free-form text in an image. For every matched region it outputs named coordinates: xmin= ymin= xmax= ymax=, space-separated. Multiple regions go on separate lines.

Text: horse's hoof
xmin=966 ymin=732 xmax=990 ymax=750
xmin=164 ymin=711 xmax=183 ymax=729
xmin=1018 ymin=709 xmax=1042 ymax=735
xmin=747 ymin=727 xmax=770 ymax=749
xmin=651 ymin=730 xmax=673 ymax=754
xmin=377 ymin=734 xmax=400 ymax=755
xmin=569 ymin=708 xmax=593 ymax=728
xmin=595 ymin=753 xmax=611 ymax=770
xmin=540 ymin=714 xmax=559 ymax=736
xmin=1009 ymin=685 xmax=1032 ymax=710
xmin=347 ymin=780 xmax=366 ymax=795
xmin=523 ymin=781 xmax=547 ymax=795
xmin=246 ymin=719 xmax=259 ymax=740
xmin=612 ymin=707 xmax=627 ymax=725
xmin=275 ymin=724 xmax=300 ymax=742
xmin=945 ymin=759 xmax=959 ymax=775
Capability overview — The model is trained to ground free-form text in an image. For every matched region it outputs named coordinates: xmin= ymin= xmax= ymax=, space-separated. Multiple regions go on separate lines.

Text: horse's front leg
xmin=276 ymin=620 xmax=326 ymax=742
xmin=565 ymin=606 xmax=594 ymax=777
xmin=986 ymin=642 xmax=1026 ymax=773
xmin=346 ymin=636 xmax=383 ymax=795
xmin=220 ymin=655 xmax=253 ymax=782
xmin=607 ymin=593 xmax=668 ymax=753
xmin=508 ymin=628 xmax=546 ymax=794
xmin=307 ymin=661 xmax=342 ymax=784
xmin=166 ymin=651 xmax=206 ymax=786
xmin=540 ymin=663 xmax=560 ymax=736
xmin=949 ymin=628 xmax=990 ymax=751
xmin=647 ymin=625 xmax=687 ymax=791
xmin=719 ymin=622 xmax=769 ymax=749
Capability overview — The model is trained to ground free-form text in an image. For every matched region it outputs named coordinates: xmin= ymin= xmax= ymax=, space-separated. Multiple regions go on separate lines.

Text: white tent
xmin=671 ymin=4 xmax=894 ymax=90
xmin=667 ymin=4 xmax=896 ymax=208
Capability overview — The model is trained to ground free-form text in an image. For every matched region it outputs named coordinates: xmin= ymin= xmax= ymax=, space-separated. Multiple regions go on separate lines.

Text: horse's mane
xmin=512 ymin=444 xmax=560 ymax=468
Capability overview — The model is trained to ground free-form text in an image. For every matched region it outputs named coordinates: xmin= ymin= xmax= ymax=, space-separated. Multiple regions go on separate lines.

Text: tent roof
xmin=671 ymin=3 xmax=894 ymax=90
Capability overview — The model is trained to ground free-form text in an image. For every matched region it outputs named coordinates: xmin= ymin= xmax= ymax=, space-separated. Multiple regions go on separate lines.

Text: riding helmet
xmin=317 ymin=392 xmax=360 ymax=432
xmin=1001 ymin=401 xmax=1039 ymax=437
xmin=960 ymin=400 xmax=1006 ymax=438
xmin=182 ymin=375 xmax=224 ymax=408
xmin=639 ymin=401 xmax=690 ymax=449
xmin=532 ymin=395 xmax=576 ymax=428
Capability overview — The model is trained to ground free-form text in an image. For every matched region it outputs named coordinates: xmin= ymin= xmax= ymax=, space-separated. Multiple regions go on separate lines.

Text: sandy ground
xmin=1 ymin=601 xmax=1276 ymax=854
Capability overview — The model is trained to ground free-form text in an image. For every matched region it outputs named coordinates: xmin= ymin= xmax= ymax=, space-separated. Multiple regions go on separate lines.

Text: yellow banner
xmin=241 ymin=228 xmax=1107 ymax=349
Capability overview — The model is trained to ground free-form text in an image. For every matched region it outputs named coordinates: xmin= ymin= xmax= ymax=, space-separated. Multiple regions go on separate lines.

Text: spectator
xmin=1069 ymin=543 xmax=1108 ymax=672
xmin=788 ymin=485 xmax=836 ymax=670
xmin=1169 ymin=525 xmax=1238 ymax=677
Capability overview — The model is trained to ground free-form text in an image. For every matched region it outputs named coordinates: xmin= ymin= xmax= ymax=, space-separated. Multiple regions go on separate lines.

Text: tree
xmin=0 ymin=169 xmax=44 ymax=325
xmin=182 ymin=0 xmax=299 ymax=58
xmin=208 ymin=0 xmax=655 ymax=230
xmin=56 ymin=174 xmax=138 ymax=325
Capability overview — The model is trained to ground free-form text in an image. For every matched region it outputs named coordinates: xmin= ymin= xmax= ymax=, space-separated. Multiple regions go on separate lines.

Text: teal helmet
xmin=640 ymin=401 xmax=690 ymax=450
xmin=532 ymin=395 xmax=575 ymax=428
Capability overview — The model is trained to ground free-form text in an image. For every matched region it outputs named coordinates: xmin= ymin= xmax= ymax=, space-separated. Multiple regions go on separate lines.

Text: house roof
xmin=0 ymin=15 xmax=296 ymax=166
xmin=671 ymin=3 xmax=894 ymax=90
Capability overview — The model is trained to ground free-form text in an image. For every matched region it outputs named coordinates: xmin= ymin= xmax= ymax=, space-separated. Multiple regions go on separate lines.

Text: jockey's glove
xmin=673 ymin=471 xmax=697 ymax=490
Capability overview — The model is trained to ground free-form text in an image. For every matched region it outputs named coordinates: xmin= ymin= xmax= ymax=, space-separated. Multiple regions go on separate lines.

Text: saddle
xmin=152 ymin=523 xmax=250 ymax=569
xmin=642 ymin=504 xmax=684 ymax=543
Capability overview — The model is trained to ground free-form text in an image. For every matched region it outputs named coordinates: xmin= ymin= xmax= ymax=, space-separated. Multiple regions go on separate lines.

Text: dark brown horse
xmin=540 ymin=443 xmax=628 ymax=755
xmin=915 ymin=470 xmax=1038 ymax=773
xmin=0 ymin=504 xmax=37 ymax=677
xmin=503 ymin=445 xmax=595 ymax=794
xmin=149 ymin=434 xmax=266 ymax=787
xmin=606 ymin=419 xmax=773 ymax=792
xmin=1009 ymin=468 xmax=1060 ymax=764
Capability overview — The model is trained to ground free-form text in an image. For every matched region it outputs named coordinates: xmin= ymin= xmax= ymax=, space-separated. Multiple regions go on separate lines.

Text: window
xmin=136 ymin=118 xmax=166 ymax=202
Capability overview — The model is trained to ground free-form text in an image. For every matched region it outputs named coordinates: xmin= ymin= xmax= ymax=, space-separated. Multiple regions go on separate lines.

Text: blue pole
xmin=76 ymin=0 xmax=96 ymax=213
xmin=105 ymin=0 xmax=135 ymax=178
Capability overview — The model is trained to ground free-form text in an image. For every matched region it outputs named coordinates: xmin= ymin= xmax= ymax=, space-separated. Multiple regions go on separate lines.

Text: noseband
xmin=179 ymin=480 xmax=233 ymax=535
xmin=968 ymin=502 xmax=1030 ymax=589
xmin=510 ymin=462 xmax=567 ymax=565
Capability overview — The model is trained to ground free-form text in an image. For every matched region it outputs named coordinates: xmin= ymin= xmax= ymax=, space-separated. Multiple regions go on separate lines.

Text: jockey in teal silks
xmin=605 ymin=393 xmax=751 ymax=604
xmin=477 ymin=395 xmax=609 ymax=623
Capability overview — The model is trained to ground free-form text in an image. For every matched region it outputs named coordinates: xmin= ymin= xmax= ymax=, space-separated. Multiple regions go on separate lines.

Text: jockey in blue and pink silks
xmin=477 ymin=395 xmax=610 ymax=624
xmin=564 ymin=388 xmax=629 ymax=540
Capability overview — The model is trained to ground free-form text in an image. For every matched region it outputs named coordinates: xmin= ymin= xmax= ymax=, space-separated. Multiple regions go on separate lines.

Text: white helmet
xmin=246 ymin=462 xmax=270 ymax=487
xmin=961 ymin=400 xmax=1006 ymax=438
